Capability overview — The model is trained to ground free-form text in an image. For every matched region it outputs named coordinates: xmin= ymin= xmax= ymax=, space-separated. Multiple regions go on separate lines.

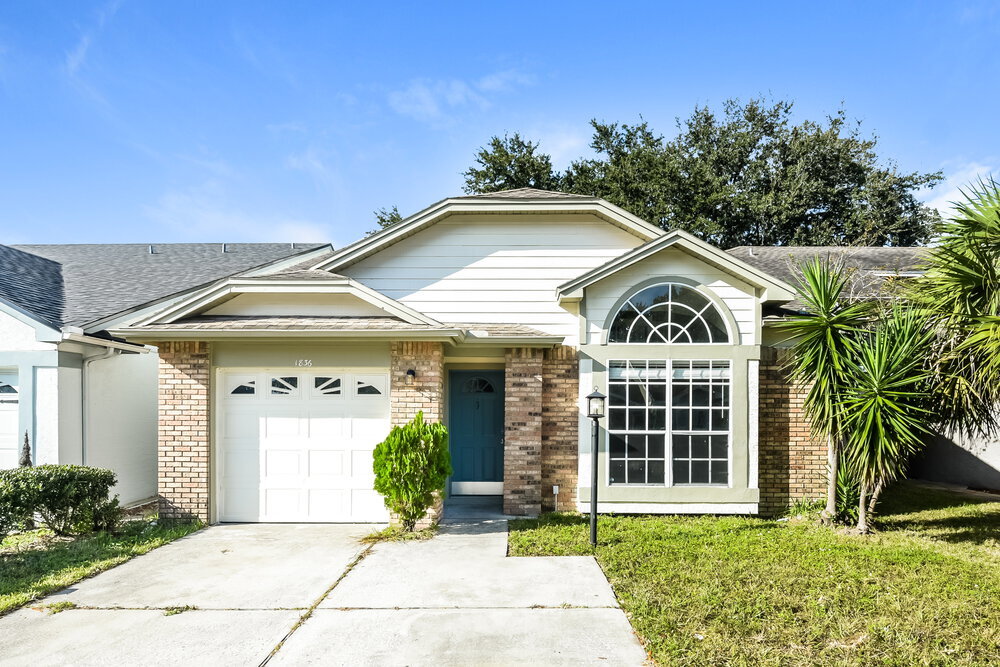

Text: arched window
xmin=608 ymin=283 xmax=729 ymax=344
xmin=463 ymin=377 xmax=495 ymax=394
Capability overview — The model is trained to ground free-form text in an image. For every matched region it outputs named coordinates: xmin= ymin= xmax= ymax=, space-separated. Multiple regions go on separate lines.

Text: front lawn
xmin=509 ymin=482 xmax=1000 ymax=665
xmin=1 ymin=518 xmax=202 ymax=615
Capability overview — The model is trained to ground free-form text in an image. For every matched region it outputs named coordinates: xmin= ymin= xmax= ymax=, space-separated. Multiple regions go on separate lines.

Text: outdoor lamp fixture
xmin=405 ymin=369 xmax=416 ymax=386
xmin=586 ymin=388 xmax=606 ymax=547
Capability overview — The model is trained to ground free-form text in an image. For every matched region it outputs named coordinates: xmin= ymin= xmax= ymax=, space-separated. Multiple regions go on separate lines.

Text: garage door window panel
xmin=270 ymin=376 xmax=299 ymax=396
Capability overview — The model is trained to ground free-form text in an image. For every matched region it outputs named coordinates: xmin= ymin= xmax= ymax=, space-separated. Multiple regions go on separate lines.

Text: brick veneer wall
xmin=541 ymin=345 xmax=579 ymax=512
xmin=758 ymin=346 xmax=827 ymax=516
xmin=155 ymin=341 xmax=211 ymax=522
xmin=503 ymin=347 xmax=544 ymax=516
xmin=390 ymin=341 xmax=444 ymax=424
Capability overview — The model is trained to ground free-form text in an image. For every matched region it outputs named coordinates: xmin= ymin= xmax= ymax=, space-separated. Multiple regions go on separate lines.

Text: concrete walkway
xmin=0 ymin=518 xmax=646 ymax=666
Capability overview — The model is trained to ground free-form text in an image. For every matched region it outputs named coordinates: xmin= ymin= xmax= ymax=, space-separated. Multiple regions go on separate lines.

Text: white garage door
xmin=0 ymin=374 xmax=19 ymax=469
xmin=218 ymin=369 xmax=391 ymax=523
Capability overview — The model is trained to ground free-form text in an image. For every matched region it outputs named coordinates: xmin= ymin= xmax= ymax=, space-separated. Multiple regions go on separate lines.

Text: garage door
xmin=218 ymin=369 xmax=391 ymax=522
xmin=0 ymin=374 xmax=19 ymax=469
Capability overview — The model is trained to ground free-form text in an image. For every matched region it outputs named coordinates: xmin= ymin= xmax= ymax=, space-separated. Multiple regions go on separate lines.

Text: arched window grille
xmin=608 ymin=283 xmax=729 ymax=344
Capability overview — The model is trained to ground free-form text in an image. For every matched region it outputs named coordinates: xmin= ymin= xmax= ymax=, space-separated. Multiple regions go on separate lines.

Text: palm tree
xmin=775 ymin=257 xmax=871 ymax=521
xmin=839 ymin=306 xmax=935 ymax=532
xmin=911 ymin=177 xmax=1000 ymax=434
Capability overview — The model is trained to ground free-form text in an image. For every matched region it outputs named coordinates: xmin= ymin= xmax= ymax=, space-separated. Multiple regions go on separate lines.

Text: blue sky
xmin=0 ymin=1 xmax=997 ymax=245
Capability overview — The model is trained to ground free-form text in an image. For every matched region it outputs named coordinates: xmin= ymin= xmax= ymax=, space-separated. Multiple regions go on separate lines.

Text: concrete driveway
xmin=0 ymin=521 xmax=646 ymax=666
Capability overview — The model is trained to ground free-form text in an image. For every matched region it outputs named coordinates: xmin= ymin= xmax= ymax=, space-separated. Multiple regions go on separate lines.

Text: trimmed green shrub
xmin=372 ymin=411 xmax=451 ymax=531
xmin=0 ymin=469 xmax=36 ymax=537
xmin=0 ymin=465 xmax=121 ymax=536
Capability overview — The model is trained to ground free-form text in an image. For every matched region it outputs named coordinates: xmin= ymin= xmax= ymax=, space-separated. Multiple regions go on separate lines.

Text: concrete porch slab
xmin=43 ymin=523 xmax=374 ymax=610
xmin=0 ymin=608 xmax=299 ymax=667
xmin=271 ymin=608 xmax=647 ymax=666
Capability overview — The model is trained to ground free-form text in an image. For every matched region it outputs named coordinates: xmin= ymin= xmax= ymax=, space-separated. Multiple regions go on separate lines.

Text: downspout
xmin=82 ymin=348 xmax=117 ymax=466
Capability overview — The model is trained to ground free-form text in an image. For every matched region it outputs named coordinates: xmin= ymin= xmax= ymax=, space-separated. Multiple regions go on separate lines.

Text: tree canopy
xmin=462 ymin=99 xmax=943 ymax=247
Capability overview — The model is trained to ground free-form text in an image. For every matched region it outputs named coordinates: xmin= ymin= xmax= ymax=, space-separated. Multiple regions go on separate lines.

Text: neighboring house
xmin=7 ymin=188 xmax=987 ymax=521
xmin=0 ymin=243 xmax=329 ymax=505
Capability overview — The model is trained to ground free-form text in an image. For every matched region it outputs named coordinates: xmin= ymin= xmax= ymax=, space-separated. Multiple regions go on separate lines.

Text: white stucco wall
xmin=85 ymin=351 xmax=159 ymax=505
xmin=58 ymin=366 xmax=83 ymax=465
xmin=0 ymin=309 xmax=55 ymax=352
xmin=33 ymin=366 xmax=60 ymax=464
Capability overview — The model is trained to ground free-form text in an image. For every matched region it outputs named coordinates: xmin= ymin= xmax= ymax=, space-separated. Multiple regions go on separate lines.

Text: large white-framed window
xmin=608 ymin=359 xmax=731 ymax=486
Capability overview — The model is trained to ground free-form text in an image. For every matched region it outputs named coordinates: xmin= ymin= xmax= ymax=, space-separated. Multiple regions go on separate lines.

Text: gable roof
xmin=132 ymin=274 xmax=443 ymax=328
xmin=557 ymin=229 xmax=797 ymax=302
xmin=2 ymin=243 xmax=328 ymax=329
xmin=311 ymin=189 xmax=664 ymax=272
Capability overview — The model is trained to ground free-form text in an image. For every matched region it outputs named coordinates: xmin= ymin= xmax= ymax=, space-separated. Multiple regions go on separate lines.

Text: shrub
xmin=0 ymin=465 xmax=121 ymax=536
xmin=372 ymin=411 xmax=451 ymax=531
xmin=0 ymin=469 xmax=37 ymax=537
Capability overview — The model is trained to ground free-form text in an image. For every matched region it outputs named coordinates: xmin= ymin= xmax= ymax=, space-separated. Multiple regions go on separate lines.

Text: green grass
xmin=509 ymin=482 xmax=1000 ymax=666
xmin=1 ymin=519 xmax=202 ymax=616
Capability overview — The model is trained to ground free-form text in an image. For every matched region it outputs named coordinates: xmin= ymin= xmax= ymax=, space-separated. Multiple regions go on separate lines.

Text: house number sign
xmin=294 ymin=359 xmax=313 ymax=367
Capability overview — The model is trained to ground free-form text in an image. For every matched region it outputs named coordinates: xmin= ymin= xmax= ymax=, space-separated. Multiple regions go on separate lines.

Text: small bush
xmin=0 ymin=465 xmax=121 ymax=536
xmin=372 ymin=411 xmax=451 ymax=531
xmin=0 ymin=471 xmax=37 ymax=536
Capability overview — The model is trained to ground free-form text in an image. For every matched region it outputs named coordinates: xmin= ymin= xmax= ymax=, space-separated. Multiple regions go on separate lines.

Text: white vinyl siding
xmin=343 ymin=214 xmax=648 ymax=345
xmin=583 ymin=247 xmax=758 ymax=345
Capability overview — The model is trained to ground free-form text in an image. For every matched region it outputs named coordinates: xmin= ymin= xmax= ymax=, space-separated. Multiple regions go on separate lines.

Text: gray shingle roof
xmin=0 ymin=245 xmax=64 ymax=328
xmin=726 ymin=246 xmax=927 ymax=286
xmin=3 ymin=243 xmax=328 ymax=328
xmin=727 ymin=246 xmax=927 ymax=313
xmin=457 ymin=187 xmax=596 ymax=200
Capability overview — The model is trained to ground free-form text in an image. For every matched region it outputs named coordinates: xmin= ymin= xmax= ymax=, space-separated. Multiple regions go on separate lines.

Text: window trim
xmin=606 ymin=358 xmax=733 ymax=488
xmin=600 ymin=276 xmax=739 ymax=346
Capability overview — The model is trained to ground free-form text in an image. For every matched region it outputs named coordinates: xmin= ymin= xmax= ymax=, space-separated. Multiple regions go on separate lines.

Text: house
xmin=7 ymin=188 xmax=978 ymax=521
xmin=93 ymin=188 xmax=823 ymax=522
xmin=0 ymin=242 xmax=329 ymax=505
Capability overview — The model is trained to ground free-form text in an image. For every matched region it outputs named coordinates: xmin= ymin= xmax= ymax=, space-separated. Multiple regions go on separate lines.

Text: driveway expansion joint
xmin=258 ymin=542 xmax=374 ymax=667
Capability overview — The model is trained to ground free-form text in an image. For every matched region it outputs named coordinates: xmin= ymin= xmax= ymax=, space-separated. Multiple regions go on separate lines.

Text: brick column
xmin=390 ymin=341 xmax=444 ymax=424
xmin=758 ymin=347 xmax=826 ymax=516
xmin=503 ymin=347 xmax=544 ymax=516
xmin=155 ymin=341 xmax=211 ymax=522
xmin=541 ymin=345 xmax=579 ymax=512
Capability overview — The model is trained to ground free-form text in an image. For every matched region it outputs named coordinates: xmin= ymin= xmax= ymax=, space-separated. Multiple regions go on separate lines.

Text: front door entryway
xmin=448 ymin=370 xmax=504 ymax=495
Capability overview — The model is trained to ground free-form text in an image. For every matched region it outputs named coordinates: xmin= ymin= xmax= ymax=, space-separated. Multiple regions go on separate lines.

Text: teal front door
xmin=449 ymin=370 xmax=504 ymax=495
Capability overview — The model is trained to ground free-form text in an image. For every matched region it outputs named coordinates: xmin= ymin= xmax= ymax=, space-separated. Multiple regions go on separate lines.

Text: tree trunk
xmin=867 ymin=479 xmax=885 ymax=517
xmin=857 ymin=478 xmax=870 ymax=534
xmin=822 ymin=434 xmax=837 ymax=522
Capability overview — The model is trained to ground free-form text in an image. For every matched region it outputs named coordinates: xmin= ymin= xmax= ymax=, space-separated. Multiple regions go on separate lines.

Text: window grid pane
xmin=609 ymin=359 xmax=730 ymax=487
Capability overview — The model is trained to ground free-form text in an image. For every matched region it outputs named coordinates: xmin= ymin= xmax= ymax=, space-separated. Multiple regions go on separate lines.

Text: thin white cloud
xmin=923 ymin=160 xmax=997 ymax=217
xmin=143 ymin=181 xmax=336 ymax=243
xmin=530 ymin=125 xmax=590 ymax=170
xmin=387 ymin=69 xmax=534 ymax=123
xmin=64 ymin=0 xmax=122 ymax=76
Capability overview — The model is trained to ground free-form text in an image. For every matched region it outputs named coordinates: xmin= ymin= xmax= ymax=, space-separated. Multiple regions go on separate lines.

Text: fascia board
xmin=113 ymin=328 xmax=465 ymax=341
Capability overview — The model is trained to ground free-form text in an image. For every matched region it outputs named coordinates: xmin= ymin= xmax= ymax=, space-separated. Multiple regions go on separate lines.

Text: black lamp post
xmin=586 ymin=388 xmax=606 ymax=547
